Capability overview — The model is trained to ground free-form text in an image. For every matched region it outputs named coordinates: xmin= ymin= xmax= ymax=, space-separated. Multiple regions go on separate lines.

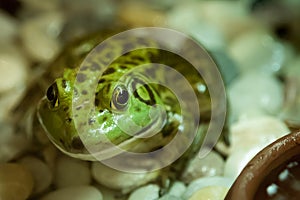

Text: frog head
xmin=37 ymin=55 xmax=173 ymax=160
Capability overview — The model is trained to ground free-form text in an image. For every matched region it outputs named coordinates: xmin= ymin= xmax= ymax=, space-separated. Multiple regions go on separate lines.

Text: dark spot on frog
xmin=135 ymin=107 xmax=141 ymax=112
xmin=103 ymin=116 xmax=108 ymax=121
xmin=103 ymin=67 xmax=115 ymax=76
xmin=63 ymin=107 xmax=69 ymax=112
xmin=88 ymin=118 xmax=95 ymax=125
xmin=90 ymin=62 xmax=100 ymax=71
xmin=76 ymin=106 xmax=82 ymax=110
xmin=76 ymin=73 xmax=87 ymax=82
xmin=62 ymin=79 xmax=67 ymax=88
xmin=98 ymin=79 xmax=105 ymax=84
xmin=66 ymin=118 xmax=72 ymax=123
xmin=71 ymin=137 xmax=84 ymax=150
xmin=80 ymin=66 xmax=89 ymax=71
xmin=81 ymin=90 xmax=88 ymax=95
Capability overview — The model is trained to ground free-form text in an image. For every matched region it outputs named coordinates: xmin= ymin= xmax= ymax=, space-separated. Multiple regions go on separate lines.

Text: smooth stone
xmin=20 ymin=12 xmax=64 ymax=62
xmin=209 ymin=50 xmax=239 ymax=85
xmin=229 ymin=116 xmax=290 ymax=152
xmin=228 ymin=73 xmax=283 ymax=120
xmin=224 ymin=146 xmax=262 ymax=180
xmin=0 ymin=123 xmax=29 ymax=163
xmin=181 ymin=150 xmax=224 ymax=183
xmin=91 ymin=162 xmax=159 ymax=192
xmin=189 ymin=186 xmax=228 ymax=200
xmin=41 ymin=186 xmax=103 ymax=200
xmin=229 ymin=29 xmax=294 ymax=74
xmin=198 ymin=1 xmax=259 ymax=40
xmin=0 ymin=46 xmax=28 ymax=93
xmin=166 ymin=4 xmax=226 ymax=51
xmin=280 ymin=56 xmax=300 ymax=127
xmin=158 ymin=194 xmax=182 ymax=200
xmin=0 ymin=163 xmax=34 ymax=200
xmin=0 ymin=11 xmax=18 ymax=43
xmin=128 ymin=184 xmax=160 ymax=200
xmin=118 ymin=2 xmax=166 ymax=27
xmin=54 ymin=155 xmax=91 ymax=188
xmin=19 ymin=156 xmax=53 ymax=194
xmin=19 ymin=0 xmax=60 ymax=13
xmin=168 ymin=181 xmax=186 ymax=197
xmin=182 ymin=176 xmax=234 ymax=200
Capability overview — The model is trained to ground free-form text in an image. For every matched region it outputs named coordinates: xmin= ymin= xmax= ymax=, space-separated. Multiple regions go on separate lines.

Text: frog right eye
xmin=46 ymin=82 xmax=59 ymax=108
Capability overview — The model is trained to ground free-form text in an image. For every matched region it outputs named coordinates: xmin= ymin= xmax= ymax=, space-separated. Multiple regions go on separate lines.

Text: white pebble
xmin=228 ymin=73 xmax=283 ymax=120
xmin=229 ymin=30 xmax=294 ymax=74
xmin=168 ymin=181 xmax=186 ymax=197
xmin=41 ymin=186 xmax=103 ymax=200
xmin=19 ymin=156 xmax=53 ymax=194
xmin=54 ymin=155 xmax=91 ymax=188
xmin=189 ymin=186 xmax=228 ymax=200
xmin=128 ymin=184 xmax=160 ymax=200
xmin=229 ymin=116 xmax=289 ymax=152
xmin=91 ymin=162 xmax=159 ymax=192
xmin=198 ymin=1 xmax=259 ymax=40
xmin=0 ymin=46 xmax=28 ymax=93
xmin=0 ymin=123 xmax=29 ymax=163
xmin=158 ymin=194 xmax=182 ymax=200
xmin=20 ymin=12 xmax=64 ymax=62
xmin=0 ymin=163 xmax=34 ymax=200
xmin=181 ymin=150 xmax=224 ymax=183
xmin=0 ymin=11 xmax=18 ymax=43
xmin=182 ymin=176 xmax=234 ymax=199
xmin=224 ymin=146 xmax=262 ymax=179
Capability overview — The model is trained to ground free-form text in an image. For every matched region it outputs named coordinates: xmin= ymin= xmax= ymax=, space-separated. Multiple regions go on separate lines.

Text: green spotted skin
xmin=37 ymin=30 xmax=212 ymax=166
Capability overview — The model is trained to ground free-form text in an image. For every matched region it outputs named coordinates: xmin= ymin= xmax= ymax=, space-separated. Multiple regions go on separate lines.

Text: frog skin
xmin=34 ymin=30 xmax=213 ymax=178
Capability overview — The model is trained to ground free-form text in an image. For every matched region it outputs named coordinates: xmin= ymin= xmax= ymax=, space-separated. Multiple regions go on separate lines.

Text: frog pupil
xmin=46 ymin=83 xmax=58 ymax=107
xmin=112 ymin=85 xmax=129 ymax=110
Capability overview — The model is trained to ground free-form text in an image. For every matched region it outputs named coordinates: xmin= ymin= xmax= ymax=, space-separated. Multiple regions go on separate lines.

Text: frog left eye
xmin=46 ymin=82 xmax=59 ymax=108
xmin=111 ymin=85 xmax=129 ymax=110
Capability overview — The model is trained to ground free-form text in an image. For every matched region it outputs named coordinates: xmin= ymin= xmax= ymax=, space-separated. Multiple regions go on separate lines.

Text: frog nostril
xmin=46 ymin=82 xmax=59 ymax=107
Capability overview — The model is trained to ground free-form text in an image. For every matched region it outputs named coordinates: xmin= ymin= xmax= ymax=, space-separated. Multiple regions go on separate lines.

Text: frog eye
xmin=46 ymin=82 xmax=59 ymax=108
xmin=111 ymin=85 xmax=129 ymax=110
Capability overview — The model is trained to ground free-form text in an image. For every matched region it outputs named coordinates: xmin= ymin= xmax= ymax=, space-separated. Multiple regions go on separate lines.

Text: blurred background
xmin=0 ymin=0 xmax=300 ymax=199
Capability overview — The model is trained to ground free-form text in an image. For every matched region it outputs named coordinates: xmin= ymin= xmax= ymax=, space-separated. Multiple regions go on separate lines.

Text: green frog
xmin=15 ymin=28 xmax=221 ymax=192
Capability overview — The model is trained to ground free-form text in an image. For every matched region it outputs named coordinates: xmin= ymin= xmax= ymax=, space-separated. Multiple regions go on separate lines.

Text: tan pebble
xmin=0 ymin=49 xmax=28 ymax=93
xmin=189 ymin=186 xmax=228 ymax=200
xmin=128 ymin=184 xmax=160 ymax=200
xmin=0 ymin=163 xmax=34 ymax=200
xmin=41 ymin=186 xmax=103 ymax=200
xmin=181 ymin=150 xmax=224 ymax=183
xmin=0 ymin=11 xmax=18 ymax=43
xmin=0 ymin=125 xmax=29 ymax=163
xmin=19 ymin=156 xmax=53 ymax=194
xmin=91 ymin=162 xmax=159 ymax=192
xmin=54 ymin=155 xmax=91 ymax=188
xmin=118 ymin=3 xmax=166 ymax=27
xmin=20 ymin=12 xmax=64 ymax=62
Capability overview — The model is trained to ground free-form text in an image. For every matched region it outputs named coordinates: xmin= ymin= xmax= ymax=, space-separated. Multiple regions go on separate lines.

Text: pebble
xmin=20 ymin=12 xmax=64 ymax=62
xmin=128 ymin=184 xmax=160 ymax=200
xmin=182 ymin=176 xmax=233 ymax=200
xmin=198 ymin=1 xmax=259 ymax=41
xmin=228 ymin=73 xmax=283 ymax=120
xmin=229 ymin=29 xmax=294 ymax=74
xmin=0 ymin=45 xmax=28 ymax=93
xmin=225 ymin=116 xmax=290 ymax=179
xmin=166 ymin=3 xmax=226 ymax=51
xmin=41 ymin=186 xmax=103 ymax=200
xmin=280 ymin=56 xmax=300 ymax=127
xmin=167 ymin=181 xmax=186 ymax=197
xmin=91 ymin=162 xmax=159 ymax=192
xmin=118 ymin=2 xmax=166 ymax=27
xmin=181 ymin=150 xmax=224 ymax=183
xmin=224 ymin=146 xmax=262 ymax=179
xmin=229 ymin=116 xmax=290 ymax=152
xmin=0 ymin=163 xmax=34 ymax=200
xmin=0 ymin=123 xmax=29 ymax=163
xmin=19 ymin=156 xmax=53 ymax=194
xmin=0 ymin=11 xmax=18 ymax=44
xmin=188 ymin=186 xmax=228 ymax=200
xmin=54 ymin=155 xmax=91 ymax=188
